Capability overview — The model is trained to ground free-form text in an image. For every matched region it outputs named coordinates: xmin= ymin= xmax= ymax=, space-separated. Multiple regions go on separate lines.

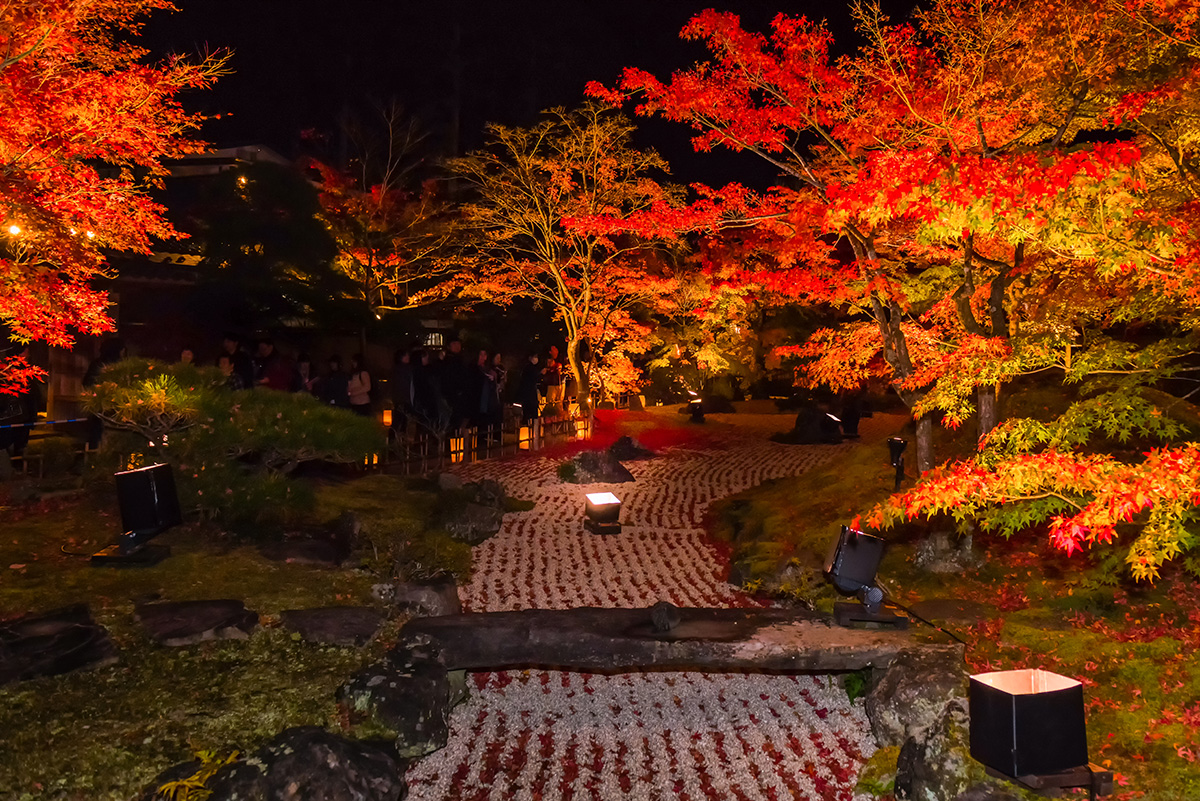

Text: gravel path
xmin=405 ymin=410 xmax=905 ymax=801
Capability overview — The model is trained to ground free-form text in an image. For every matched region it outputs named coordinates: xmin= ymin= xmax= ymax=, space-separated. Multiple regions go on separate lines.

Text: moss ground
xmin=4 ymin=394 xmax=1196 ymax=799
xmin=0 ymin=473 xmax=448 ymax=801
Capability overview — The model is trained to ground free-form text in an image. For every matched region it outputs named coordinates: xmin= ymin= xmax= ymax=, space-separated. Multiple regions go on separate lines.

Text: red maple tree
xmin=448 ymin=104 xmax=680 ymax=412
xmin=307 ymin=103 xmax=460 ymax=325
xmin=591 ymin=0 xmax=1200 ymax=575
xmin=0 ymin=0 xmax=223 ymax=391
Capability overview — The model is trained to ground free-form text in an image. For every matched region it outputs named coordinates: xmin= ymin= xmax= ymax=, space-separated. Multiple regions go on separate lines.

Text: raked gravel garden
xmin=405 ymin=410 xmax=906 ymax=801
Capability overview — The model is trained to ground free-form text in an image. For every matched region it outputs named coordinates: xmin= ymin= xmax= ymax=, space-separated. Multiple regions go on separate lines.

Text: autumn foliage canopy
xmin=591 ymin=0 xmax=1200 ymax=578
xmin=0 ymin=0 xmax=221 ymax=391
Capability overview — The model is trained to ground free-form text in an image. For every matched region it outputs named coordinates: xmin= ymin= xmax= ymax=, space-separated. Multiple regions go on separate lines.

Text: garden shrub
xmin=23 ymin=435 xmax=78 ymax=478
xmin=85 ymin=359 xmax=384 ymax=531
xmin=313 ymin=475 xmax=472 ymax=581
xmin=396 ymin=528 xmax=473 ymax=582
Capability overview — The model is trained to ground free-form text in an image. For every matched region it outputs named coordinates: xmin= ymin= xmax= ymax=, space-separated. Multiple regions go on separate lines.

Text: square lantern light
xmin=92 ymin=463 xmax=181 ymax=566
xmin=970 ymin=669 xmax=1090 ymax=779
xmin=382 ymin=408 xmax=393 ymax=427
xmin=584 ymin=492 xmax=622 ymax=535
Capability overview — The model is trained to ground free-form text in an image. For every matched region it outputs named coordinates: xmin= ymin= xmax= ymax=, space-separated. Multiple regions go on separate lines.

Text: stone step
xmin=402 ymin=605 xmax=955 ymax=673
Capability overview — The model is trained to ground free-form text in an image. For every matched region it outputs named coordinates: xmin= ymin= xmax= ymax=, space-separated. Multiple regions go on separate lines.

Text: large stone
xmin=0 ymin=604 xmax=117 ymax=685
xmin=561 ymin=450 xmax=635 ymax=484
xmin=607 ymin=436 xmax=654 ymax=461
xmin=770 ymin=404 xmax=843 ymax=445
xmin=439 ymin=502 xmax=504 ymax=545
xmin=279 ymin=607 xmax=384 ymax=647
xmin=895 ymin=699 xmax=977 ymax=801
xmin=135 ymin=599 xmax=258 ymax=647
xmin=866 ymin=645 xmax=968 ymax=748
xmin=339 ymin=635 xmax=452 ymax=759
xmin=393 ymin=575 xmax=461 ymax=618
xmin=466 ymin=478 xmax=506 ymax=508
xmin=402 ymin=606 xmax=953 ymax=673
xmin=142 ymin=726 xmax=406 ymax=801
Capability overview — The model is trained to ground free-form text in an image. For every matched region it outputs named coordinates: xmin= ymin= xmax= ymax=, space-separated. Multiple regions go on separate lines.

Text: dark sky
xmin=143 ymin=0 xmax=917 ymax=187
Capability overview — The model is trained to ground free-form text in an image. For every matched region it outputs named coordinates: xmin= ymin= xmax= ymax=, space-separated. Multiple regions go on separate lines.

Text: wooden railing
xmin=382 ymin=413 xmax=591 ymax=474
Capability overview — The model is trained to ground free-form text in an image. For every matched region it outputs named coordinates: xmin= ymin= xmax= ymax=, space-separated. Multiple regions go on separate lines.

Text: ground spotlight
xmin=824 ymin=525 xmax=907 ymax=628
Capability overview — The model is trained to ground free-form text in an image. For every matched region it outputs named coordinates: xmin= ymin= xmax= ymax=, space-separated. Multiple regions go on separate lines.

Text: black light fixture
xmin=887 ymin=436 xmax=907 ymax=491
xmin=970 ymin=669 xmax=1111 ymax=796
xmin=92 ymin=463 xmax=182 ymax=566
xmin=824 ymin=525 xmax=907 ymax=628
xmin=840 ymin=395 xmax=861 ymax=438
xmin=687 ymin=391 xmax=705 ymax=424
xmin=584 ymin=492 xmax=622 ymax=535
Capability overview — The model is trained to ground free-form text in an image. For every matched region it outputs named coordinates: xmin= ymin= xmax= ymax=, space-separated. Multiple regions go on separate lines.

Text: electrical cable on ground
xmin=878 ymin=581 xmax=969 ymax=645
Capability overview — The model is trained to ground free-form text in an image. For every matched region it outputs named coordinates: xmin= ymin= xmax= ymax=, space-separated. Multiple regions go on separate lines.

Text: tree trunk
xmin=567 ymin=337 xmax=591 ymax=415
xmin=977 ymin=385 xmax=999 ymax=442
xmin=915 ymin=414 xmax=934 ymax=475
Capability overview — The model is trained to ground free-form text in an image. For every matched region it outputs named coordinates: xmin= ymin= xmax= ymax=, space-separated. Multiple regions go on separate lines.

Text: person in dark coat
xmin=217 ymin=353 xmax=246 ymax=391
xmin=293 ymin=353 xmax=317 ymax=394
xmin=390 ymin=348 xmax=414 ymax=437
xmin=517 ymin=353 xmax=542 ymax=424
xmin=410 ymin=349 xmax=441 ymax=431
xmin=489 ymin=351 xmax=507 ymax=436
xmin=441 ymin=340 xmax=470 ymax=431
xmin=255 ymin=338 xmax=293 ymax=391
xmin=220 ymin=332 xmax=255 ymax=390
xmin=319 ymin=355 xmax=351 ymax=409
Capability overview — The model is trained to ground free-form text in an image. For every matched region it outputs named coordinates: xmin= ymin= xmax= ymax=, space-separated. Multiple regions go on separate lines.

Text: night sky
xmin=143 ymin=1 xmax=917 ymax=187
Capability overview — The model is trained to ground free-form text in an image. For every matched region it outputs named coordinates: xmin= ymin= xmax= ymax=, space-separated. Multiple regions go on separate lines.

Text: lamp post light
xmin=687 ymin=391 xmax=705 ymax=424
xmin=887 ymin=436 xmax=907 ymax=491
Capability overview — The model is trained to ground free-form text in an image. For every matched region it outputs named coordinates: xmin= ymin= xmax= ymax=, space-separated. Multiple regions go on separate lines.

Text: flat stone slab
xmin=135 ymin=599 xmax=258 ymax=646
xmin=258 ymin=539 xmax=347 ymax=567
xmin=0 ymin=604 xmax=118 ymax=685
xmin=403 ymin=606 xmax=953 ymax=673
xmin=909 ymin=598 xmax=997 ymax=626
xmin=393 ymin=576 xmax=462 ymax=617
xmin=279 ymin=606 xmax=384 ymax=646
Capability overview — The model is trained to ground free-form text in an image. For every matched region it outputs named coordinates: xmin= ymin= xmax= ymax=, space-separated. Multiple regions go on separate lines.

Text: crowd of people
xmin=388 ymin=341 xmax=566 ymax=441
xmin=181 ymin=333 xmax=570 ymax=439
xmin=1 ymin=333 xmax=571 ymax=463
